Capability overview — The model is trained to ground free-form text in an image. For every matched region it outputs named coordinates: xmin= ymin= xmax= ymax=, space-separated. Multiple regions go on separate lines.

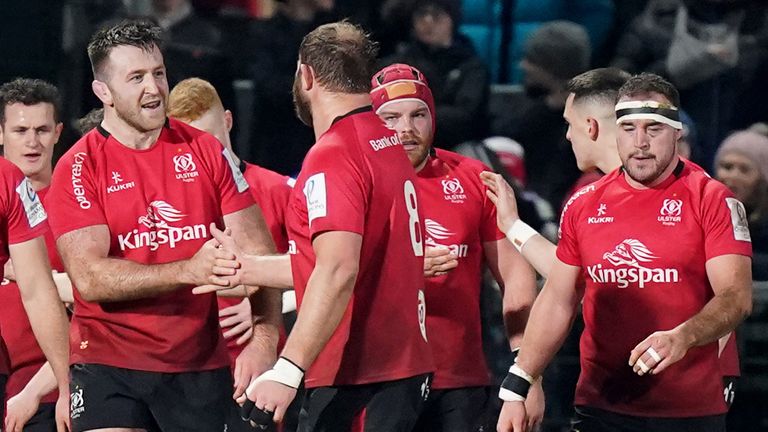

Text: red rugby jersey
xmin=416 ymin=149 xmax=504 ymax=389
xmin=46 ymin=118 xmax=254 ymax=372
xmin=0 ymin=188 xmax=61 ymax=405
xmin=286 ymin=107 xmax=434 ymax=387
xmin=557 ymin=159 xmax=752 ymax=417
xmin=0 ymin=158 xmax=49 ymax=376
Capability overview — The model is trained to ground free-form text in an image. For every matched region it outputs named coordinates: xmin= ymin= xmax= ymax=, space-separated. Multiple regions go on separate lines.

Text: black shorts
xmin=22 ymin=402 xmax=57 ymax=432
xmin=571 ymin=406 xmax=726 ymax=432
xmin=1 ymin=373 xmax=7 ymax=420
xmin=412 ymin=386 xmax=490 ymax=432
xmin=69 ymin=363 xmax=231 ymax=432
xmin=298 ymin=373 xmax=431 ymax=432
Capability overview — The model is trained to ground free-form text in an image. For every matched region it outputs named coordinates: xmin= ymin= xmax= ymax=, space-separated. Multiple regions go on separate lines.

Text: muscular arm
xmin=11 ymin=237 xmax=70 ymax=394
xmin=515 ymin=258 xmax=583 ymax=378
xmin=56 ymin=224 xmax=205 ymax=302
xmin=280 ymin=231 xmax=360 ymax=369
xmin=484 ymin=238 xmax=537 ymax=349
xmin=677 ymin=254 xmax=752 ymax=348
xmin=519 ymin=236 xmax=557 ymax=279
xmin=235 ymin=254 xmax=294 ymax=290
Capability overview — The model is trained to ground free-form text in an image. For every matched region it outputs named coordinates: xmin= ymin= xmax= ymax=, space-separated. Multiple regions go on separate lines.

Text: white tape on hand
xmin=646 ymin=347 xmax=662 ymax=363
xmin=636 ymin=358 xmax=650 ymax=374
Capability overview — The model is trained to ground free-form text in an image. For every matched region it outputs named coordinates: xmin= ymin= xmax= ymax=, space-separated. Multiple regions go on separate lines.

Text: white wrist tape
xmin=505 ymin=220 xmax=537 ymax=252
xmin=510 ymin=363 xmax=534 ymax=384
xmin=246 ymin=357 xmax=304 ymax=393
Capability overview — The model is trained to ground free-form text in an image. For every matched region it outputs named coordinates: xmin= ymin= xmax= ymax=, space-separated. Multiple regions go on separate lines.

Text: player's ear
xmin=53 ymin=122 xmax=64 ymax=145
xmin=587 ymin=117 xmax=599 ymax=141
xmin=224 ymin=109 xmax=233 ymax=133
xmin=299 ymin=63 xmax=314 ymax=91
xmin=92 ymin=80 xmax=113 ymax=106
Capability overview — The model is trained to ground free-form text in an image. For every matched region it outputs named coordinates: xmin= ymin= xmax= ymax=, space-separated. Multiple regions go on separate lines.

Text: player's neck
xmin=102 ymin=109 xmax=163 ymax=150
xmin=28 ymin=169 xmax=52 ymax=191
xmin=311 ymin=93 xmax=372 ymax=139
xmin=597 ymin=130 xmax=622 ymax=173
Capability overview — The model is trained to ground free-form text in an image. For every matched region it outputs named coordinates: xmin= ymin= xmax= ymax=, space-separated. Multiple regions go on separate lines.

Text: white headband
xmin=615 ymin=100 xmax=683 ymax=130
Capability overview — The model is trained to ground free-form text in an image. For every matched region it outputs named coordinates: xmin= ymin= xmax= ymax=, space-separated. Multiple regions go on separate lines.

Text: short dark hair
xmin=76 ymin=108 xmax=104 ymax=136
xmin=87 ymin=19 xmax=163 ymax=79
xmin=0 ymin=78 xmax=62 ymax=125
xmin=299 ymin=21 xmax=379 ymax=94
xmin=616 ymin=73 xmax=680 ymax=107
xmin=567 ymin=68 xmax=632 ymax=107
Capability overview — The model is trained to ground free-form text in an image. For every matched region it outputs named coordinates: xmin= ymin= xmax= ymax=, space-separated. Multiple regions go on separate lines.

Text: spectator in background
xmin=611 ymin=0 xmax=768 ymax=170
xmin=384 ymin=0 xmax=490 ymax=149
xmin=149 ymin=0 xmax=236 ymax=109
xmin=75 ymin=107 xmax=104 ymax=136
xmin=497 ymin=21 xmax=590 ymax=212
xmin=246 ymin=0 xmax=337 ymax=176
xmin=715 ymin=129 xmax=768 ymax=281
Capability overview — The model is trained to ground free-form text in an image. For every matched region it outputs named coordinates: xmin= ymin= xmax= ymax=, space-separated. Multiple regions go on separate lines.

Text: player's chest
xmin=417 ymin=176 xmax=482 ymax=256
xmin=577 ymin=191 xmax=703 ymax=287
xmin=93 ymin=153 xmax=219 ymax=237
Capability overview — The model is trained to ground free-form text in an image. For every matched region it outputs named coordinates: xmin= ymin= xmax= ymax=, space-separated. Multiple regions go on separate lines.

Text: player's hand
xmin=524 ymin=380 xmax=545 ymax=431
xmin=497 ymin=400 xmax=528 ymax=432
xmin=4 ymin=258 xmax=16 ymax=281
xmin=240 ymin=379 xmax=297 ymax=428
xmin=480 ymin=171 xmax=520 ymax=233
xmin=233 ymin=327 xmax=278 ymax=400
xmin=209 ymin=225 xmax=245 ymax=287
xmin=55 ymin=391 xmax=71 ymax=432
xmin=4 ymin=388 xmax=40 ymax=432
xmin=423 ymin=246 xmax=458 ymax=277
xmin=629 ymin=328 xmax=691 ymax=376
xmin=220 ymin=298 xmax=255 ymax=345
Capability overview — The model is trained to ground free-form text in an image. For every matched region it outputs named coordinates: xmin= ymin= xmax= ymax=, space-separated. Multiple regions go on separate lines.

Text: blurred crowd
xmin=1 ymin=0 xmax=767 ymax=430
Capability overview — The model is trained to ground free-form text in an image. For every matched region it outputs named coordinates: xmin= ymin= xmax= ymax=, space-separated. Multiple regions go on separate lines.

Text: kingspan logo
xmin=586 ymin=239 xmax=679 ymax=288
xmin=424 ymin=218 xmax=468 ymax=257
xmin=117 ymin=200 xmax=207 ymax=251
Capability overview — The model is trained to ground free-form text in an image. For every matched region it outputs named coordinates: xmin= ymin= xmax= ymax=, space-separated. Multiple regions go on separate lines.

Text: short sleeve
xmin=206 ymin=137 xmax=254 ymax=216
xmin=299 ymin=143 xmax=367 ymax=238
xmin=46 ymin=150 xmax=106 ymax=239
xmin=2 ymin=163 xmax=49 ymax=244
xmin=701 ymin=181 xmax=753 ymax=260
xmin=556 ymin=191 xmax=584 ymax=267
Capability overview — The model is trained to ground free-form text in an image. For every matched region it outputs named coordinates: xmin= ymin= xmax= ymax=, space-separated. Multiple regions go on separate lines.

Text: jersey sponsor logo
xmin=16 ymin=177 xmax=47 ymax=228
xmin=107 ymin=170 xmax=135 ymax=194
xmin=588 ymin=203 xmax=614 ymax=224
xmin=424 ymin=218 xmax=468 ymax=257
xmin=173 ymin=152 xmax=200 ymax=182
xmin=586 ymin=239 xmax=680 ymax=288
xmin=369 ymin=134 xmax=400 ymax=151
xmin=558 ymin=184 xmax=596 ymax=238
xmin=304 ymin=173 xmax=327 ymax=225
xmin=441 ymin=178 xmax=467 ymax=203
xmin=658 ymin=199 xmax=683 ymax=226
xmin=71 ymin=387 xmax=85 ymax=419
xmin=71 ymin=152 xmax=91 ymax=209
xmin=418 ymin=289 xmax=427 ymax=342
xmin=117 ymin=200 xmax=208 ymax=251
xmin=222 ymin=148 xmax=249 ymax=193
xmin=725 ymin=197 xmax=751 ymax=242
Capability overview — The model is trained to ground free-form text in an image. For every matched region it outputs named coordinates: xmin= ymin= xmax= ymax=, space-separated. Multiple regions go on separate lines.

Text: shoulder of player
xmin=167 ymin=118 xmax=223 ymax=153
xmin=244 ymin=163 xmax=293 ymax=191
xmin=434 ymin=148 xmax=490 ymax=173
xmin=679 ymin=165 xmax=734 ymax=202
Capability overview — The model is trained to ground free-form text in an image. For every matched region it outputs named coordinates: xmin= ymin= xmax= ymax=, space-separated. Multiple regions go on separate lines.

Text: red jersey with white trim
xmin=557 ymin=159 xmax=752 ymax=417
xmin=46 ymin=118 xmax=254 ymax=372
xmin=218 ymin=162 xmax=293 ymax=362
xmin=0 ymin=188 xmax=61 ymax=405
xmin=286 ymin=107 xmax=433 ymax=387
xmin=416 ymin=149 xmax=504 ymax=389
xmin=0 ymin=158 xmax=49 ymax=376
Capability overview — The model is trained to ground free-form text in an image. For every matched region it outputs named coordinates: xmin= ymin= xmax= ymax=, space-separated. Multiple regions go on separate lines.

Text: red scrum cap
xmin=370 ymin=63 xmax=436 ymax=130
